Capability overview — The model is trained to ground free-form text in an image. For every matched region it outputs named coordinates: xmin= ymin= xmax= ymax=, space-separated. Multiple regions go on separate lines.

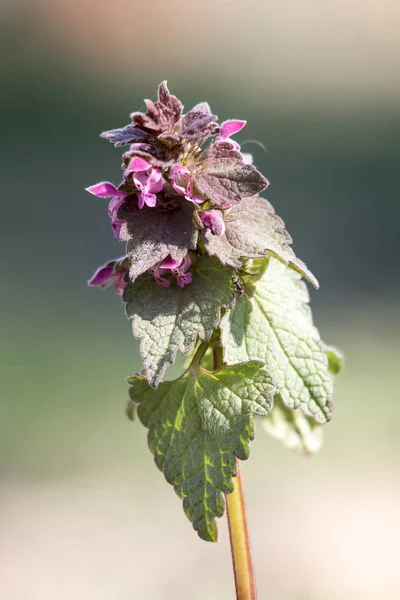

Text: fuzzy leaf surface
xmin=128 ymin=361 xmax=274 ymax=541
xmin=221 ymin=258 xmax=333 ymax=423
xmin=124 ymin=256 xmax=236 ymax=386
xmin=132 ymin=81 xmax=182 ymax=134
xmin=262 ymin=395 xmax=323 ymax=455
xmin=100 ymin=124 xmax=148 ymax=147
xmin=194 ymin=142 xmax=268 ymax=205
xmin=180 ymin=110 xmax=219 ymax=141
xmin=203 ymin=196 xmax=318 ymax=288
xmin=119 ymin=197 xmax=198 ymax=282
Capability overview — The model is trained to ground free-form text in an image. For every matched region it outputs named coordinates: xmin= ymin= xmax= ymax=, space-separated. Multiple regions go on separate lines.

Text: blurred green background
xmin=1 ymin=1 xmax=399 ymax=598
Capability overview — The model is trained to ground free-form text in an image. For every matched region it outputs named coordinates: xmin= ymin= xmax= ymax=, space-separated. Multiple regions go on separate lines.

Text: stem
xmin=190 ymin=340 xmax=210 ymax=369
xmin=213 ymin=345 xmax=258 ymax=600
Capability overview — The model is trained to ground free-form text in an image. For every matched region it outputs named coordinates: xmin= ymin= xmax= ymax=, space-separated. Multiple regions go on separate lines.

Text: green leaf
xmin=262 ymin=395 xmax=323 ymax=455
xmin=124 ymin=256 xmax=236 ymax=387
xmin=118 ymin=197 xmax=198 ymax=282
xmin=128 ymin=361 xmax=275 ymax=541
xmin=221 ymin=258 xmax=333 ymax=423
xmin=203 ymin=195 xmax=318 ymax=288
xmin=194 ymin=142 xmax=268 ymax=205
xmin=324 ymin=344 xmax=344 ymax=375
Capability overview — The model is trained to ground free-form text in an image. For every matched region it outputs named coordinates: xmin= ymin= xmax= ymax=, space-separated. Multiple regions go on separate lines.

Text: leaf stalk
xmin=213 ymin=344 xmax=258 ymax=600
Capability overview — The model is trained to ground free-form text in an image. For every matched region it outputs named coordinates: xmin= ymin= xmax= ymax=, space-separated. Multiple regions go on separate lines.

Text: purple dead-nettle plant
xmin=87 ymin=82 xmax=342 ymax=600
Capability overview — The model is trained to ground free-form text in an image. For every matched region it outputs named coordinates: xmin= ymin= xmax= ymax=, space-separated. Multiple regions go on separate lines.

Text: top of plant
xmin=87 ymin=82 xmax=341 ymax=542
xmin=88 ymin=80 xmax=317 ymax=294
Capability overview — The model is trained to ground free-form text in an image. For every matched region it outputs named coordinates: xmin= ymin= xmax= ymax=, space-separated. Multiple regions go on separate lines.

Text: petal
xmin=143 ymin=193 xmax=157 ymax=208
xmin=187 ymin=193 xmax=205 ymax=204
xmin=147 ymin=168 xmax=164 ymax=193
xmin=200 ymin=210 xmax=225 ymax=236
xmin=111 ymin=219 xmax=124 ymax=238
xmin=108 ymin=196 xmax=125 ymax=218
xmin=169 ymin=164 xmax=191 ymax=196
xmin=87 ymin=265 xmax=116 ymax=287
xmin=114 ymin=271 xmax=128 ymax=296
xmin=155 ymin=275 xmax=170 ymax=288
xmin=219 ymin=120 xmax=246 ymax=139
xmin=177 ymin=272 xmax=192 ymax=288
xmin=170 ymin=164 xmax=191 ymax=179
xmin=160 ymin=255 xmax=183 ymax=269
xmin=126 ymin=156 xmax=152 ymax=174
xmin=181 ymin=254 xmax=191 ymax=273
xmin=133 ymin=171 xmax=149 ymax=190
xmin=171 ymin=180 xmax=187 ymax=196
xmin=86 ymin=182 xmax=123 ymax=198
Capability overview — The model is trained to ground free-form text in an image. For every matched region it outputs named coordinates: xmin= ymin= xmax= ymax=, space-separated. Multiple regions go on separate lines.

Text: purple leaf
xmin=190 ymin=102 xmax=213 ymax=115
xmin=202 ymin=195 xmax=319 ymax=288
xmin=132 ymin=81 xmax=183 ymax=135
xmin=157 ymin=81 xmax=182 ymax=123
xmin=100 ymin=124 xmax=148 ymax=147
xmin=180 ymin=110 xmax=219 ymax=140
xmin=194 ymin=142 xmax=269 ymax=205
xmin=118 ymin=196 xmax=198 ymax=282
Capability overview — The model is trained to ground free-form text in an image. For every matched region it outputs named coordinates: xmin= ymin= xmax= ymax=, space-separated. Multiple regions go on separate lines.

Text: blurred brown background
xmin=1 ymin=1 xmax=399 ymax=598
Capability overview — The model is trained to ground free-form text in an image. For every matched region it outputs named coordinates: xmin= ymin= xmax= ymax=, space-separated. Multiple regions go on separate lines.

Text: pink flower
xmin=169 ymin=164 xmax=205 ymax=204
xmin=125 ymin=157 xmax=163 ymax=209
xmin=148 ymin=254 xmax=192 ymax=288
xmin=216 ymin=120 xmax=246 ymax=150
xmin=88 ymin=262 xmax=128 ymax=296
xmin=200 ymin=210 xmax=225 ymax=236
xmin=86 ymin=182 xmax=127 ymax=238
xmin=174 ymin=255 xmax=192 ymax=288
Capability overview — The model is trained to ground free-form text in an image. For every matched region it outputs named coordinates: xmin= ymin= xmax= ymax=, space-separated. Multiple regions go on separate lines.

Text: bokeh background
xmin=1 ymin=1 xmax=399 ymax=598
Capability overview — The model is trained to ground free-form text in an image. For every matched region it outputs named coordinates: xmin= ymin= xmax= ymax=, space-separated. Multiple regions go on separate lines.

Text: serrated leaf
xmin=128 ymin=361 xmax=275 ymax=541
xmin=262 ymin=395 xmax=323 ymax=455
xmin=324 ymin=344 xmax=344 ymax=375
xmin=118 ymin=197 xmax=198 ymax=282
xmin=221 ymin=258 xmax=333 ymax=423
xmin=132 ymin=81 xmax=183 ymax=135
xmin=124 ymin=256 xmax=236 ymax=386
xmin=180 ymin=110 xmax=219 ymax=141
xmin=194 ymin=142 xmax=268 ymax=205
xmin=203 ymin=196 xmax=318 ymax=288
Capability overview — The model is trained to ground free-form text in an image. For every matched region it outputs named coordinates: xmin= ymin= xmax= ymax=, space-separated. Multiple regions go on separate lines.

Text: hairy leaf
xmin=194 ymin=142 xmax=268 ymax=205
xmin=124 ymin=256 xmax=237 ymax=386
xmin=221 ymin=258 xmax=333 ymax=423
xmin=100 ymin=124 xmax=148 ymax=147
xmin=191 ymin=102 xmax=213 ymax=115
xmin=128 ymin=361 xmax=275 ymax=541
xmin=132 ymin=81 xmax=183 ymax=135
xmin=181 ymin=110 xmax=219 ymax=141
xmin=203 ymin=196 xmax=318 ymax=288
xmin=262 ymin=395 xmax=323 ymax=455
xmin=118 ymin=197 xmax=198 ymax=282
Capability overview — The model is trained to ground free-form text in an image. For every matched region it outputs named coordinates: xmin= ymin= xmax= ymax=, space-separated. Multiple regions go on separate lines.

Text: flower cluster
xmin=87 ymin=81 xmax=270 ymax=291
